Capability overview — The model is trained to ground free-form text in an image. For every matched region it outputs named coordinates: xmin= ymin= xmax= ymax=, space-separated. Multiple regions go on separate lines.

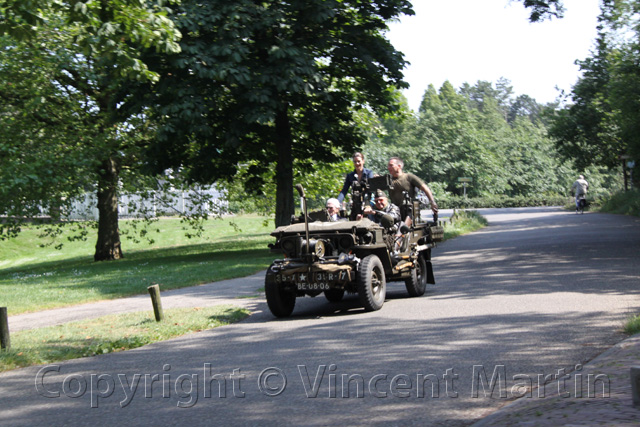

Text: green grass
xmin=0 ymin=216 xmax=276 ymax=314
xmin=599 ymin=188 xmax=640 ymax=217
xmin=624 ymin=314 xmax=640 ymax=336
xmin=0 ymin=305 xmax=249 ymax=372
xmin=443 ymin=210 xmax=488 ymax=240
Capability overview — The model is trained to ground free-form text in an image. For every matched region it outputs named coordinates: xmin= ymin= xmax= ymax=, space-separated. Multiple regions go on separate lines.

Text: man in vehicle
xmin=571 ymin=174 xmax=589 ymax=211
xmin=326 ymin=198 xmax=346 ymax=221
xmin=362 ymin=189 xmax=401 ymax=227
xmin=387 ymin=157 xmax=438 ymax=224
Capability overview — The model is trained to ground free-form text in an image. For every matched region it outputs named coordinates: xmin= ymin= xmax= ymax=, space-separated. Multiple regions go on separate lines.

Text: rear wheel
xmin=265 ymin=276 xmax=296 ymax=318
xmin=405 ymin=255 xmax=427 ymax=297
xmin=324 ymin=288 xmax=345 ymax=302
xmin=357 ymin=255 xmax=386 ymax=311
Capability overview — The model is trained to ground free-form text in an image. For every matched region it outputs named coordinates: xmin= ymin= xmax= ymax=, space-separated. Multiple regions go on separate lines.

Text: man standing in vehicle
xmin=387 ymin=157 xmax=438 ymax=223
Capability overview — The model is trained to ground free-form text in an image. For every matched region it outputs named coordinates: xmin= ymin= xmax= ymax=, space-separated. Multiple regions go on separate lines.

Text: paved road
xmin=1 ymin=207 xmax=639 ymax=426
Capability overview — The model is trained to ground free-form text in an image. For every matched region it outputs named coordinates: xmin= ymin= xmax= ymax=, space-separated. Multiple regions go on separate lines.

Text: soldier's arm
xmin=419 ymin=183 xmax=438 ymax=212
xmin=409 ymin=173 xmax=438 ymax=212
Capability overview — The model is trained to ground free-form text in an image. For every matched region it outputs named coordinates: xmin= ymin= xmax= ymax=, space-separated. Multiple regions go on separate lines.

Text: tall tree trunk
xmin=274 ymin=106 xmax=295 ymax=227
xmin=94 ymin=155 xmax=123 ymax=261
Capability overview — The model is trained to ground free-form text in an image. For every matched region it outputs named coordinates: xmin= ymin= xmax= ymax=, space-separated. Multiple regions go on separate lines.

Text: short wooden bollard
xmin=147 ymin=285 xmax=164 ymax=322
xmin=0 ymin=307 xmax=10 ymax=350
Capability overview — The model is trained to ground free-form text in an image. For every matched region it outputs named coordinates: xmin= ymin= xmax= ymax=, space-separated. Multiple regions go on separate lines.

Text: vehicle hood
xmin=271 ymin=219 xmax=378 ymax=236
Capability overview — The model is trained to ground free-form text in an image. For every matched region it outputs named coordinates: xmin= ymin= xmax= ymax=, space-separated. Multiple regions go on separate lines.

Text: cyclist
xmin=571 ymin=175 xmax=589 ymax=212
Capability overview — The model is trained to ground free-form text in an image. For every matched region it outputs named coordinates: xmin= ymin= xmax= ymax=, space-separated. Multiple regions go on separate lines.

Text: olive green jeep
xmin=265 ymin=176 xmax=443 ymax=317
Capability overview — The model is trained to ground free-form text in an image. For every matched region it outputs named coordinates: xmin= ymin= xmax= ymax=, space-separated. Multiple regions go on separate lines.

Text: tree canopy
xmin=0 ymin=1 xmax=182 ymax=259
xmin=549 ymin=0 xmax=639 ymax=185
xmin=134 ymin=0 xmax=414 ymax=226
xmin=0 ymin=0 xmax=180 ymax=81
xmin=519 ymin=0 xmax=565 ymax=21
xmin=365 ymin=79 xmax=578 ymax=199
xmin=0 ymin=33 xmax=95 ymax=228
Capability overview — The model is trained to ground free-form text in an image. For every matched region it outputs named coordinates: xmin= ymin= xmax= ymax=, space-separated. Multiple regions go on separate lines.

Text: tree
xmin=368 ymin=79 xmax=572 ymax=198
xmin=460 ymin=78 xmax=512 ymax=119
xmin=0 ymin=34 xmax=95 ymax=236
xmin=135 ymin=0 xmax=414 ymax=227
xmin=0 ymin=1 xmax=182 ymax=260
xmin=548 ymin=1 xmax=638 ymax=173
xmin=515 ymin=0 xmax=565 ymax=22
xmin=605 ymin=1 xmax=640 ymax=166
xmin=508 ymin=94 xmax=543 ymax=125
xmin=0 ymin=0 xmax=180 ymax=82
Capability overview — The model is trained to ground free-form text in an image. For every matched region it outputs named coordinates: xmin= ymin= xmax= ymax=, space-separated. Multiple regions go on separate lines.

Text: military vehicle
xmin=265 ymin=176 xmax=443 ymax=317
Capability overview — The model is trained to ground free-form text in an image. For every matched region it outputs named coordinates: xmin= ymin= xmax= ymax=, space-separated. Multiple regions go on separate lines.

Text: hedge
xmin=437 ymin=194 xmax=570 ymax=209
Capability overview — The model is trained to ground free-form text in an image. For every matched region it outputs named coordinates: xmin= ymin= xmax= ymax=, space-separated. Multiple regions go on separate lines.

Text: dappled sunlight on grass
xmin=0 ymin=216 xmax=276 ymax=314
xmin=0 ymin=216 xmax=273 ymax=269
xmin=0 ymin=306 xmax=250 ymax=372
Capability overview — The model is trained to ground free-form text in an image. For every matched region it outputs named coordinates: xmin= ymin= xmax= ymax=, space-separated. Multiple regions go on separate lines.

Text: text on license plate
xmin=275 ymin=270 xmax=349 ymax=285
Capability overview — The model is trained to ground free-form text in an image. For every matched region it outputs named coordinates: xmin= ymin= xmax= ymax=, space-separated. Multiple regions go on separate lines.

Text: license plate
xmin=275 ymin=270 xmax=350 ymax=287
xmin=296 ymin=282 xmax=329 ymax=291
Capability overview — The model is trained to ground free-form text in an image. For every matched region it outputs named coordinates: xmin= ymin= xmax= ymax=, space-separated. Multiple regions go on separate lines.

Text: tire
xmin=357 ymin=255 xmax=386 ymax=311
xmin=324 ymin=288 xmax=345 ymax=302
xmin=265 ymin=276 xmax=296 ymax=318
xmin=405 ymin=254 xmax=427 ymax=297
xmin=579 ymin=199 xmax=586 ymax=214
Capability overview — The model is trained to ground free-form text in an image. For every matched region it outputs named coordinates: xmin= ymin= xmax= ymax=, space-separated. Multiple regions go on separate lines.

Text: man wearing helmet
xmin=571 ymin=175 xmax=589 ymax=212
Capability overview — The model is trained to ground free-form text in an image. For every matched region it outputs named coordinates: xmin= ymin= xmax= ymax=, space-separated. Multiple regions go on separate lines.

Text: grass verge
xmin=443 ymin=209 xmax=488 ymax=240
xmin=0 ymin=305 xmax=249 ymax=372
xmin=0 ymin=216 xmax=275 ymax=314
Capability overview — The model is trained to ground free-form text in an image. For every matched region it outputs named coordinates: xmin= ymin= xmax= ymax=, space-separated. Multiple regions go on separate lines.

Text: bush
xmin=599 ymin=189 xmax=640 ymax=217
xmin=438 ymin=194 xmax=567 ymax=209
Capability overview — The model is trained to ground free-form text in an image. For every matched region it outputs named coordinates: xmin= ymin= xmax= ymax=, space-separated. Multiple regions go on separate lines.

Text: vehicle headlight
xmin=313 ymin=239 xmax=325 ymax=257
xmin=281 ymin=238 xmax=297 ymax=257
xmin=302 ymin=239 xmax=326 ymax=258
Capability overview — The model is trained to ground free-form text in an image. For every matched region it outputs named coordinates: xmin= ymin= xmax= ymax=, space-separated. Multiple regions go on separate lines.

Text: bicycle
xmin=576 ymin=195 xmax=587 ymax=214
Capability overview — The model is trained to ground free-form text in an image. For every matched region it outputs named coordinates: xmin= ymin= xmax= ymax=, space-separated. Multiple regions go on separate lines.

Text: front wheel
xmin=405 ymin=255 xmax=427 ymax=297
xmin=265 ymin=276 xmax=296 ymax=318
xmin=357 ymin=255 xmax=386 ymax=311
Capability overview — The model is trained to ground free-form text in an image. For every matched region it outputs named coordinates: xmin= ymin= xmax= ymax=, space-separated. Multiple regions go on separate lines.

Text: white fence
xmin=64 ymin=187 xmax=228 ymax=220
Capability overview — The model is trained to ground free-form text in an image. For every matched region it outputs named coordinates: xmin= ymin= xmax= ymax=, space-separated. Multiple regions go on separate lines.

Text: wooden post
xmin=0 ymin=307 xmax=10 ymax=350
xmin=632 ymin=366 xmax=640 ymax=406
xmin=147 ymin=285 xmax=164 ymax=322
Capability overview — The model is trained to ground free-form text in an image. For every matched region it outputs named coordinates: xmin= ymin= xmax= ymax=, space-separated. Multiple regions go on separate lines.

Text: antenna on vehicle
xmin=295 ymin=184 xmax=310 ymax=258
